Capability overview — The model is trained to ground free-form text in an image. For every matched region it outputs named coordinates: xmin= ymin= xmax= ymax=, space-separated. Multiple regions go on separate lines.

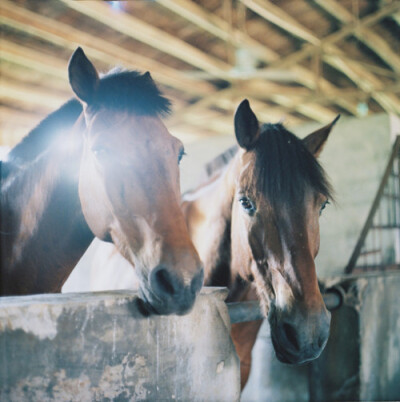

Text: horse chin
xmin=270 ymin=324 xmax=326 ymax=365
xmin=136 ymin=291 xmax=195 ymax=317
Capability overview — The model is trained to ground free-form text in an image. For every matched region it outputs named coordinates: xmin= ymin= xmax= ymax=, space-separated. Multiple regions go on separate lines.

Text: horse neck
xmin=182 ymin=154 xmax=239 ymax=288
xmin=1 ymin=117 xmax=93 ymax=295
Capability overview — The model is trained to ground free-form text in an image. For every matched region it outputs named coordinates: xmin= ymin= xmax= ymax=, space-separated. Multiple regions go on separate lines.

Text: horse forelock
xmin=92 ymin=69 xmax=171 ymax=117
xmin=250 ymin=123 xmax=333 ymax=211
xmin=203 ymin=145 xmax=238 ymax=179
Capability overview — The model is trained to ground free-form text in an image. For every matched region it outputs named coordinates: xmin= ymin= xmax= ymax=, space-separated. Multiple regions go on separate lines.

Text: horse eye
xmin=239 ymin=197 xmax=256 ymax=215
xmin=320 ymin=200 xmax=330 ymax=215
xmin=92 ymin=146 xmax=109 ymax=160
xmin=178 ymin=147 xmax=186 ymax=165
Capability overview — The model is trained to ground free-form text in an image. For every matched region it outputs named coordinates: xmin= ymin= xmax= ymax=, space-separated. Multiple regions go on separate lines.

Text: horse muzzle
xmin=269 ymin=307 xmax=331 ymax=365
xmin=138 ymin=263 xmax=204 ymax=316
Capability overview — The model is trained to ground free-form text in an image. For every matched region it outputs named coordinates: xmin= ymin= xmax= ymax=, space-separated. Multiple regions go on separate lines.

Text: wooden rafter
xmin=242 ymin=0 xmax=400 ymax=113
xmin=259 ymin=1 xmax=400 ymax=71
xmin=0 ymin=39 xmax=68 ymax=81
xmin=1 ymin=81 xmax=69 ymax=110
xmin=58 ymin=0 xmax=232 ymax=79
xmin=0 ymin=1 xmax=215 ymax=97
xmin=61 ymin=0 xmax=358 ymax=120
xmin=156 ymin=0 xmax=359 ymax=118
xmin=312 ymin=0 xmax=400 ymax=73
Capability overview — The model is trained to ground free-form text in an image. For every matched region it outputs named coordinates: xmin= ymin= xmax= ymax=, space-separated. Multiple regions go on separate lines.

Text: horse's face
xmin=232 ymin=100 xmax=339 ymax=364
xmin=68 ymin=48 xmax=203 ymax=315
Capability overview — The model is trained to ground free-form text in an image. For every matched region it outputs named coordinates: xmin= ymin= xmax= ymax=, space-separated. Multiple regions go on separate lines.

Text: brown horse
xmin=0 ymin=48 xmax=203 ymax=315
xmin=182 ymin=99 xmax=339 ymax=388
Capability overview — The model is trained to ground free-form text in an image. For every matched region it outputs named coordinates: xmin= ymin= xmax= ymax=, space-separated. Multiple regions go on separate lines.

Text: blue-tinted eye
xmin=320 ymin=200 xmax=330 ymax=215
xmin=239 ymin=197 xmax=256 ymax=215
xmin=178 ymin=148 xmax=186 ymax=165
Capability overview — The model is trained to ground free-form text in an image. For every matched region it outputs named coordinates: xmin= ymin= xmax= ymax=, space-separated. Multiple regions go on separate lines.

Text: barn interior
xmin=1 ymin=1 xmax=399 ymax=401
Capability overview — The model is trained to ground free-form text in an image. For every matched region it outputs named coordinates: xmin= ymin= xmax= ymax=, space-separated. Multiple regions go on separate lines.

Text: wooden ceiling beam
xmin=259 ymin=1 xmax=400 ymax=70
xmin=156 ymin=0 xmax=278 ymax=63
xmin=312 ymin=0 xmax=400 ymax=73
xmin=59 ymin=0 xmax=232 ymax=79
xmin=61 ymin=0 xmax=355 ymax=118
xmin=1 ymin=81 xmax=69 ymax=111
xmin=323 ymin=53 xmax=400 ymax=114
xmin=0 ymin=1 xmax=215 ymax=97
xmin=0 ymin=39 xmax=68 ymax=81
xmin=156 ymin=0 xmax=358 ymax=116
xmin=242 ymin=0 xmax=400 ymax=113
xmin=241 ymin=0 xmax=320 ymax=45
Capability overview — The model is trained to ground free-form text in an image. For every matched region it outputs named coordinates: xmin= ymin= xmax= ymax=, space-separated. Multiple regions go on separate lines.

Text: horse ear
xmin=303 ymin=114 xmax=340 ymax=157
xmin=68 ymin=47 xmax=99 ymax=104
xmin=234 ymin=99 xmax=260 ymax=150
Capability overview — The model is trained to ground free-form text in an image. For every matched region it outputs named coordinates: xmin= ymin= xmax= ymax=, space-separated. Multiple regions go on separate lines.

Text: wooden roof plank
xmin=0 ymin=1 xmax=215 ymax=96
xmin=59 ymin=0 xmax=232 ymax=78
xmin=263 ymin=1 xmax=400 ymax=70
xmin=242 ymin=0 xmax=400 ymax=113
xmin=241 ymin=0 xmax=320 ymax=45
xmin=312 ymin=0 xmax=400 ymax=73
xmin=156 ymin=0 xmax=278 ymax=63
xmin=157 ymin=0 xmax=359 ymax=115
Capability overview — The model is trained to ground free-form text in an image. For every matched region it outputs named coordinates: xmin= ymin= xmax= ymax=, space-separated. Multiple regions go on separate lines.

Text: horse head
xmin=231 ymin=99 xmax=339 ymax=364
xmin=68 ymin=48 xmax=203 ymax=315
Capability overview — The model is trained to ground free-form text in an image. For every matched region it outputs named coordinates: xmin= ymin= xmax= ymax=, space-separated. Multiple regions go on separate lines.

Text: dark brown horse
xmin=0 ymin=48 xmax=203 ymax=315
xmin=182 ymin=99 xmax=339 ymax=387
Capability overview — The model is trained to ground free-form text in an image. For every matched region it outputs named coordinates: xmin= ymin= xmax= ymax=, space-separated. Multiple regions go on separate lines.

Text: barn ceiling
xmin=1 ymin=0 xmax=399 ymax=147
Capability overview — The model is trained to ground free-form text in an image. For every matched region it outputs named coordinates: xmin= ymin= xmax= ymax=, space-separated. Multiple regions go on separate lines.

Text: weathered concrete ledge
xmin=0 ymin=288 xmax=240 ymax=401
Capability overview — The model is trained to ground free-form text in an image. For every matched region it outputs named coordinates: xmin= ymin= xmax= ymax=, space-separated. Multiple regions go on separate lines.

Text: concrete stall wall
xmin=0 ymin=288 xmax=240 ymax=401
xmin=243 ymin=272 xmax=400 ymax=402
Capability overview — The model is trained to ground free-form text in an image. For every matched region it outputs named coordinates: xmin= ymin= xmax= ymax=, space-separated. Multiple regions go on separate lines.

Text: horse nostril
xmin=282 ymin=322 xmax=301 ymax=352
xmin=152 ymin=266 xmax=176 ymax=296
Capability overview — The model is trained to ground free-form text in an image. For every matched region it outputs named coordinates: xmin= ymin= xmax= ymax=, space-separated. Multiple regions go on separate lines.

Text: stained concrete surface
xmin=0 ymin=288 xmax=240 ymax=401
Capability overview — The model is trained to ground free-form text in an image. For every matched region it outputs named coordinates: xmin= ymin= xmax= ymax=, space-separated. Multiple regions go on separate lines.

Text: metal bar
xmin=359 ymin=249 xmax=381 ymax=256
xmin=227 ymin=291 xmax=343 ymax=324
xmin=353 ymin=263 xmax=400 ymax=272
xmin=346 ymin=136 xmax=400 ymax=273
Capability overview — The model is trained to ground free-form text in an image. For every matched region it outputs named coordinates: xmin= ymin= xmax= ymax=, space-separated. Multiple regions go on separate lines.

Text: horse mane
xmin=93 ymin=68 xmax=171 ymax=116
xmin=203 ymin=145 xmax=238 ymax=179
xmin=7 ymin=69 xmax=171 ymax=165
xmin=7 ymin=99 xmax=83 ymax=165
xmin=253 ymin=123 xmax=333 ymax=208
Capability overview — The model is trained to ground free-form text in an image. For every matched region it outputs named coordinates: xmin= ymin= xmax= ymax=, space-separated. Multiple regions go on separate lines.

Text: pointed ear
xmin=234 ymin=99 xmax=260 ymax=150
xmin=303 ymin=114 xmax=340 ymax=157
xmin=68 ymin=47 xmax=99 ymax=104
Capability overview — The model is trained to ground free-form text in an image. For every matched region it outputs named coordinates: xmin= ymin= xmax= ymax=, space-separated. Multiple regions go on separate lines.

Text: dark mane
xmin=253 ymin=123 xmax=333 ymax=208
xmin=7 ymin=99 xmax=83 ymax=164
xmin=203 ymin=145 xmax=238 ymax=178
xmin=93 ymin=69 xmax=171 ymax=116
